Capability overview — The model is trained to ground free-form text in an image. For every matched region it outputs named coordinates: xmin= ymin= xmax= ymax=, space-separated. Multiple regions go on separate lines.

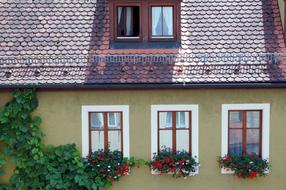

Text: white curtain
xmin=108 ymin=112 xmax=121 ymax=128
xmin=159 ymin=112 xmax=172 ymax=150
xmin=159 ymin=112 xmax=172 ymax=128
xmin=108 ymin=131 xmax=121 ymax=151
xmin=91 ymin=113 xmax=104 ymax=128
xmin=176 ymin=112 xmax=189 ymax=152
xmin=162 ymin=7 xmax=173 ymax=36
xmin=176 ymin=112 xmax=189 ymax=128
xmin=176 ymin=130 xmax=189 ymax=152
xmin=230 ymin=111 xmax=242 ymax=128
xmin=108 ymin=112 xmax=115 ymax=126
xmin=118 ymin=7 xmax=122 ymax=25
xmin=246 ymin=111 xmax=259 ymax=128
xmin=152 ymin=7 xmax=162 ymax=36
xmin=107 ymin=113 xmax=121 ymax=151
xmin=91 ymin=131 xmax=104 ymax=151
xmin=159 ymin=130 xmax=172 ymax=150
xmin=246 ymin=130 xmax=259 ymax=155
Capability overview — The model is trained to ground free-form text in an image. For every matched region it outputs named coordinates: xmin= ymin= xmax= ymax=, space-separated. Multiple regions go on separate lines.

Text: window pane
xmin=90 ymin=113 xmax=104 ymax=129
xmin=152 ymin=7 xmax=162 ymax=36
xmin=229 ymin=111 xmax=243 ymax=128
xmin=159 ymin=130 xmax=172 ymax=150
xmin=229 ymin=129 xmax=242 ymax=155
xmin=117 ymin=6 xmax=140 ymax=37
xmin=176 ymin=130 xmax=189 ymax=152
xmin=91 ymin=131 xmax=104 ymax=151
xmin=246 ymin=129 xmax=260 ymax=155
xmin=108 ymin=131 xmax=121 ymax=151
xmin=108 ymin=112 xmax=121 ymax=129
xmin=176 ymin=112 xmax=189 ymax=128
xmin=162 ymin=7 xmax=173 ymax=36
xmin=247 ymin=111 xmax=260 ymax=128
xmin=152 ymin=6 xmax=173 ymax=36
xmin=159 ymin=112 xmax=172 ymax=129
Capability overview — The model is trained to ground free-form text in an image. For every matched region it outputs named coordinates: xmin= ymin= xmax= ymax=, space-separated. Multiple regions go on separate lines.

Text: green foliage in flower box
xmin=147 ymin=148 xmax=199 ymax=178
xmin=219 ymin=153 xmax=270 ymax=179
xmin=85 ymin=149 xmax=145 ymax=188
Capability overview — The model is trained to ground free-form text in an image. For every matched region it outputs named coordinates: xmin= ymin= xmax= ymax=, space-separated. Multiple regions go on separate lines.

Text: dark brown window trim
xmin=227 ymin=110 xmax=262 ymax=156
xmin=109 ymin=0 xmax=181 ymax=43
xmin=148 ymin=2 xmax=179 ymax=42
xmin=284 ymin=0 xmax=286 ymax=41
xmin=112 ymin=2 xmax=143 ymax=42
xmin=157 ymin=111 xmax=192 ymax=154
xmin=88 ymin=111 xmax=123 ymax=154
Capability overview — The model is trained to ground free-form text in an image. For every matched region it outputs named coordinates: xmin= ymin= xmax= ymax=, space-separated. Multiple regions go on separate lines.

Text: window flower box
xmin=219 ymin=153 xmax=269 ymax=179
xmin=148 ymin=148 xmax=199 ymax=178
xmin=86 ymin=149 xmax=135 ymax=182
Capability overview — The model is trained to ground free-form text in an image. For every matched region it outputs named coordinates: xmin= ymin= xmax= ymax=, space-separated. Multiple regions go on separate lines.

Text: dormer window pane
xmin=151 ymin=6 xmax=173 ymax=37
xmin=117 ymin=6 xmax=140 ymax=37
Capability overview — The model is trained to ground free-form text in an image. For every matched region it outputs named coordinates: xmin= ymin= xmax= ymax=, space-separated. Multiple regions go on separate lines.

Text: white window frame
xmin=221 ymin=103 xmax=270 ymax=174
xmin=81 ymin=105 xmax=130 ymax=158
xmin=151 ymin=104 xmax=199 ymax=174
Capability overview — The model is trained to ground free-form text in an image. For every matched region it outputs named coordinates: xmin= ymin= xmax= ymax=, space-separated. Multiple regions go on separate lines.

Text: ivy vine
xmin=0 ymin=89 xmax=143 ymax=190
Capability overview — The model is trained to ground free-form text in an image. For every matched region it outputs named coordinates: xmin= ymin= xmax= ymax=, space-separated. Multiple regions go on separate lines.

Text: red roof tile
xmin=0 ymin=0 xmax=285 ymax=88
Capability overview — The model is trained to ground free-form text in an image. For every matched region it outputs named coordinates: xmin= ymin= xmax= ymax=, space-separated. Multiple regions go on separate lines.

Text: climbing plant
xmin=0 ymin=155 xmax=6 ymax=177
xmin=0 ymin=89 xmax=143 ymax=190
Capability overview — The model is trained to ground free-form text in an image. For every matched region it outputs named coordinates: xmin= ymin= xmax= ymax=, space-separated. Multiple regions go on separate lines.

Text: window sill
xmin=221 ymin=167 xmax=270 ymax=175
xmin=116 ymin=37 xmax=141 ymax=40
xmin=151 ymin=168 xmax=199 ymax=177
xmin=221 ymin=167 xmax=235 ymax=174
xmin=110 ymin=41 xmax=181 ymax=49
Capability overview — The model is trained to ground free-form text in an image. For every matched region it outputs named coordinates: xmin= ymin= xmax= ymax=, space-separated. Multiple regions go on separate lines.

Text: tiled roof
xmin=0 ymin=0 xmax=286 ymax=88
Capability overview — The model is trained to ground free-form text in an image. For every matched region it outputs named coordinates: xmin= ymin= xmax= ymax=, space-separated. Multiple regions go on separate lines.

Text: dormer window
xmin=110 ymin=0 xmax=180 ymax=46
xmin=117 ymin=6 xmax=140 ymax=38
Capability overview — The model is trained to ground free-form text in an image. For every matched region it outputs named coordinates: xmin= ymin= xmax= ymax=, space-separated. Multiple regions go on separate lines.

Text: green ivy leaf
xmin=0 ymin=89 xmax=145 ymax=189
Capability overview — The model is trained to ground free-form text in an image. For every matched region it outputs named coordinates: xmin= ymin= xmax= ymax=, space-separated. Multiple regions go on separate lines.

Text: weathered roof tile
xmin=0 ymin=0 xmax=285 ymax=87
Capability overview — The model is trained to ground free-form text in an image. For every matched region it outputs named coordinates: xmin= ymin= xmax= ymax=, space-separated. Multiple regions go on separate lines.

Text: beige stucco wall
xmin=1 ymin=89 xmax=286 ymax=189
xmin=279 ymin=0 xmax=285 ymax=30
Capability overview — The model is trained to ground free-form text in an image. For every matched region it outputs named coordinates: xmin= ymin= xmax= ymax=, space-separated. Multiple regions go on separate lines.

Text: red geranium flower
xmin=157 ymin=163 xmax=163 ymax=169
xmin=122 ymin=165 xmax=129 ymax=172
xmin=121 ymin=173 xmax=126 ymax=177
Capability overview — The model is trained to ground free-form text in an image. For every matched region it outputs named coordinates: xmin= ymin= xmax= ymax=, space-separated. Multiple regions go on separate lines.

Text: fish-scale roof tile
xmin=0 ymin=0 xmax=285 ymax=87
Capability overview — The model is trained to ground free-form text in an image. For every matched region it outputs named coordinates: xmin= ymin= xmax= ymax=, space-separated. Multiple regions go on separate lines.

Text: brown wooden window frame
xmin=284 ymin=1 xmax=286 ymax=42
xmin=113 ymin=2 xmax=143 ymax=41
xmin=109 ymin=0 xmax=181 ymax=42
xmin=228 ymin=110 xmax=262 ymax=156
xmin=88 ymin=111 xmax=123 ymax=154
xmin=148 ymin=2 xmax=179 ymax=41
xmin=157 ymin=111 xmax=192 ymax=153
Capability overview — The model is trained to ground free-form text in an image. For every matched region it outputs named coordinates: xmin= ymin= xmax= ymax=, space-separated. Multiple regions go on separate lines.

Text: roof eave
xmin=0 ymin=82 xmax=286 ymax=90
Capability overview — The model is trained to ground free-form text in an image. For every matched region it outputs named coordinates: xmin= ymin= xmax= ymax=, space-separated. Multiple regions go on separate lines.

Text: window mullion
xmin=259 ymin=110 xmax=262 ymax=156
xmin=120 ymin=112 xmax=123 ymax=153
xmin=88 ymin=112 xmax=92 ymax=154
xmin=172 ymin=111 xmax=176 ymax=153
xmin=161 ymin=6 xmax=163 ymax=36
xmin=242 ymin=111 xmax=247 ymax=154
xmin=104 ymin=112 xmax=108 ymax=150
xmin=157 ymin=111 xmax=160 ymax=152
xmin=189 ymin=111 xmax=192 ymax=154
